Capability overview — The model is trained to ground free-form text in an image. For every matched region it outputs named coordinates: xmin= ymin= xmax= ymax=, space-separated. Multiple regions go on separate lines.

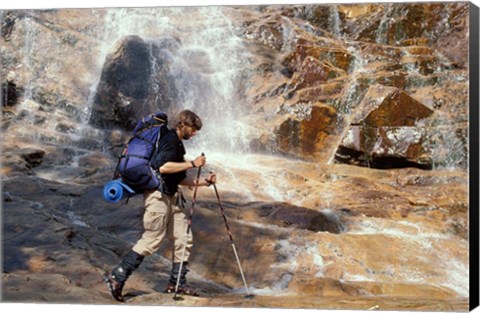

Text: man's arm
xmin=159 ymin=154 xmax=206 ymax=174
xmin=159 ymin=161 xmax=194 ymax=174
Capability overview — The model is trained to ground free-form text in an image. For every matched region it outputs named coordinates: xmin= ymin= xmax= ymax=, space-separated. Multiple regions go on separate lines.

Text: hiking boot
xmin=103 ymin=272 xmax=125 ymax=302
xmin=164 ymin=282 xmax=199 ymax=297
xmin=164 ymin=282 xmax=176 ymax=294
xmin=165 ymin=262 xmax=199 ymax=297
xmin=178 ymin=284 xmax=200 ymax=296
xmin=103 ymin=250 xmax=144 ymax=302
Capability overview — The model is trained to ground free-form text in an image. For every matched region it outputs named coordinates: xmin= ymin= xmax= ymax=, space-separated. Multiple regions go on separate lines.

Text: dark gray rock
xmin=256 ymin=202 xmax=345 ymax=234
xmin=89 ymin=35 xmax=182 ymax=130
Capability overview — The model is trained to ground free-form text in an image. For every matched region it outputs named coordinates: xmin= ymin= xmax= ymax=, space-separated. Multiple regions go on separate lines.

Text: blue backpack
xmin=114 ymin=112 xmax=169 ymax=193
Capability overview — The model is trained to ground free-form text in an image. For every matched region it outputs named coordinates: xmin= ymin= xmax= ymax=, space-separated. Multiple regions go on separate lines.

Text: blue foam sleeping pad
xmin=103 ymin=179 xmax=137 ymax=203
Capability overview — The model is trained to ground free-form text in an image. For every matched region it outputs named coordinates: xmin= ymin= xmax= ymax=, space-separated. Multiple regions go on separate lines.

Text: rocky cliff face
xmin=239 ymin=3 xmax=469 ymax=169
xmin=0 ymin=3 xmax=471 ymax=311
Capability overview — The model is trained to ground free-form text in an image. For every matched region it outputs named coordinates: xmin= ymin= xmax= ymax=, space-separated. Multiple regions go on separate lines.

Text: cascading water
xmin=20 ymin=12 xmax=35 ymax=102
xmin=375 ymin=4 xmax=393 ymax=45
xmin=329 ymin=4 xmax=343 ymax=38
xmin=88 ymin=6 xmax=252 ymax=154
xmin=326 ymin=40 xmax=368 ymax=165
xmin=348 ymin=218 xmax=469 ymax=297
xmin=10 ymin=12 xmax=43 ymax=129
xmin=170 ymin=8 xmax=253 ymax=153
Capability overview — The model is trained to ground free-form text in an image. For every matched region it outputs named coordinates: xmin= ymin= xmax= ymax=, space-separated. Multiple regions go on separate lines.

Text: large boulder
xmin=350 ymin=85 xmax=434 ymax=127
xmin=335 ymin=126 xmax=433 ymax=169
xmin=89 ymin=35 xmax=181 ymax=130
xmin=89 ymin=35 xmax=152 ymax=130
xmin=334 ymin=85 xmax=436 ymax=169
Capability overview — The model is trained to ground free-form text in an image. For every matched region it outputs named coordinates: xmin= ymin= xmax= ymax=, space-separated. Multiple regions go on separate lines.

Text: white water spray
xmin=87 ymin=6 xmax=252 ymax=153
xmin=326 ymin=41 xmax=368 ymax=165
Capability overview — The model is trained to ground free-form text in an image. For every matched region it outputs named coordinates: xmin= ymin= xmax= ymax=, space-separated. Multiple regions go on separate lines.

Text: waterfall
xmin=326 ymin=41 xmax=368 ymax=165
xmin=20 ymin=13 xmax=35 ymax=102
xmin=84 ymin=7 xmax=175 ymax=124
xmin=170 ymin=7 xmax=252 ymax=153
xmin=329 ymin=4 xmax=342 ymax=38
xmin=375 ymin=4 xmax=393 ymax=45
xmin=88 ymin=6 xmax=252 ymax=154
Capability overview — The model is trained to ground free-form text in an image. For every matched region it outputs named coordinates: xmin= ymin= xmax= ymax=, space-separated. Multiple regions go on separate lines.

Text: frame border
xmin=470 ymin=1 xmax=480 ymax=311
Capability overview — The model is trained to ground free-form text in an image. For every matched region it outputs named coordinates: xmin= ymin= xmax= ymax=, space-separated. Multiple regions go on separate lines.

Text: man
xmin=104 ymin=110 xmax=216 ymax=302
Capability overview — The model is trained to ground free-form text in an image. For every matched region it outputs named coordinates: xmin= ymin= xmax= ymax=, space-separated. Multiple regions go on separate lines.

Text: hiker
xmin=104 ymin=110 xmax=216 ymax=302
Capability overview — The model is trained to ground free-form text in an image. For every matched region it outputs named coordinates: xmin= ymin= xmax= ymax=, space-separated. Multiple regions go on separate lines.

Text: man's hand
xmin=205 ymin=172 xmax=216 ymax=186
xmin=192 ymin=154 xmax=206 ymax=168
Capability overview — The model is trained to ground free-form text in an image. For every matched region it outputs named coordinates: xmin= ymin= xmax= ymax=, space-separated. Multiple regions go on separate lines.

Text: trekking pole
xmin=173 ymin=153 xmax=204 ymax=301
xmin=212 ymin=181 xmax=254 ymax=299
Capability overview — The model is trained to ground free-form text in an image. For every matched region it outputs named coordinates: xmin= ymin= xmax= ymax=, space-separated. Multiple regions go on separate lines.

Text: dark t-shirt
xmin=151 ymin=128 xmax=187 ymax=195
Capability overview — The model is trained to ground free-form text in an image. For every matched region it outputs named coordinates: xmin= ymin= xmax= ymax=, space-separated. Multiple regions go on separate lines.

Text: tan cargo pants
xmin=132 ymin=189 xmax=192 ymax=262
